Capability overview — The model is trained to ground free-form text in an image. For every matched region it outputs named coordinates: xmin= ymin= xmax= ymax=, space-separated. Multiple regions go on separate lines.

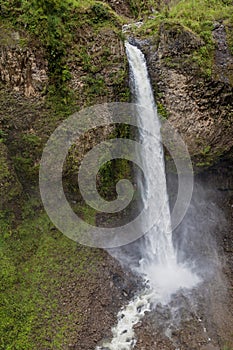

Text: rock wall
xmin=0 ymin=30 xmax=48 ymax=97
xmin=136 ymin=22 xmax=233 ymax=168
xmin=0 ymin=22 xmax=129 ymax=205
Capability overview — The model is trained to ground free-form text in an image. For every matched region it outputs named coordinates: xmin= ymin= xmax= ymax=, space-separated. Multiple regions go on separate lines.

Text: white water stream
xmin=96 ymin=42 xmax=200 ymax=350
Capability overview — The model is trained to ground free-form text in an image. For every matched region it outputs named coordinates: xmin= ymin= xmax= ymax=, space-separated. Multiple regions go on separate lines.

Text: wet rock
xmin=212 ymin=23 xmax=233 ymax=84
xmin=157 ymin=22 xmax=204 ymax=58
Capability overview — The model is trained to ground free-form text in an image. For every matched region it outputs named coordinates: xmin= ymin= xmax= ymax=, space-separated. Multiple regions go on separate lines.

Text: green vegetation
xmin=195 ymin=144 xmax=230 ymax=168
xmin=91 ymin=2 xmax=110 ymax=22
xmin=133 ymin=0 xmax=233 ymax=77
xmin=98 ymin=158 xmax=132 ymax=200
xmin=0 ymin=129 xmax=7 ymax=141
xmin=0 ymin=0 xmax=127 ymax=105
xmin=0 ymin=198 xmax=102 ymax=349
xmin=0 ymin=0 xmax=130 ymax=185
xmin=222 ymin=344 xmax=233 ymax=350
xmin=157 ymin=101 xmax=168 ymax=120
xmin=0 ymin=1 xmax=131 ymax=348
xmin=226 ymin=13 xmax=233 ymax=55
xmin=168 ymin=0 xmax=231 ymax=27
xmin=201 ymin=145 xmax=211 ymax=155
xmin=2 ymin=0 xmax=72 ymax=100
xmin=134 ymin=0 xmax=233 ymax=31
xmin=97 ymin=123 xmax=133 ymax=199
xmin=0 ymin=143 xmax=22 ymax=205
xmin=128 ymin=0 xmax=159 ymax=17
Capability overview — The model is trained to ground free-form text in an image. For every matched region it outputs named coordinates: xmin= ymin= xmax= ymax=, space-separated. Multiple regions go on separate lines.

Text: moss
xmin=0 ymin=129 xmax=7 ymax=140
xmin=128 ymin=0 xmax=161 ymax=18
xmin=0 ymin=197 xmax=102 ymax=349
xmin=72 ymin=202 xmax=97 ymax=226
xmin=196 ymin=161 xmax=212 ymax=168
xmin=133 ymin=15 xmax=163 ymax=37
xmin=91 ymin=2 xmax=110 ymax=22
xmin=132 ymin=0 xmax=233 ymax=77
xmin=225 ymin=20 xmax=233 ymax=55
xmin=0 ymin=142 xmax=22 ymax=206
xmin=168 ymin=0 xmax=232 ymax=25
xmin=157 ymin=101 xmax=168 ymax=120
xmin=97 ymin=123 xmax=133 ymax=201
xmin=201 ymin=145 xmax=211 ymax=155
xmin=0 ymin=5 xmax=131 ymax=346
xmin=194 ymin=145 xmax=230 ymax=169
xmin=1 ymin=0 xmax=127 ymax=103
xmin=222 ymin=345 xmax=233 ymax=350
xmin=191 ymin=45 xmax=214 ymax=77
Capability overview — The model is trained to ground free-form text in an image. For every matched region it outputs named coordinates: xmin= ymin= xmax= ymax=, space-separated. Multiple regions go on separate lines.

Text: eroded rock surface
xmin=0 ymin=29 xmax=48 ymax=97
xmin=137 ymin=22 xmax=233 ymax=167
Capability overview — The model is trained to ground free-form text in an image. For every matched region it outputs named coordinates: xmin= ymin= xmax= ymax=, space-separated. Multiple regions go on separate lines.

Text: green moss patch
xmin=133 ymin=0 xmax=233 ymax=77
xmin=0 ymin=197 xmax=102 ymax=349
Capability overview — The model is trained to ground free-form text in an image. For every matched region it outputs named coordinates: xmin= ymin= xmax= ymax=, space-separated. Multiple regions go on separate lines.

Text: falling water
xmin=96 ymin=42 xmax=200 ymax=350
xmin=125 ymin=42 xmax=200 ymax=301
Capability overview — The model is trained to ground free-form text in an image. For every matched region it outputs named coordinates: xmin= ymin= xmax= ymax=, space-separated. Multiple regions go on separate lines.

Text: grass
xmin=133 ymin=0 xmax=233 ymax=77
xmin=222 ymin=345 xmax=233 ymax=350
xmin=0 ymin=0 xmax=127 ymax=105
xmin=0 ymin=196 xmax=102 ymax=349
xmin=0 ymin=143 xmax=22 ymax=205
xmin=134 ymin=0 xmax=233 ymax=36
xmin=168 ymin=0 xmax=231 ymax=26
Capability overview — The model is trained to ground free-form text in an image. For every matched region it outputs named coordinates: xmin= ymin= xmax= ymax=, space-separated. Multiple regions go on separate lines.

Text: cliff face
xmin=0 ymin=28 xmax=48 ymax=97
xmin=0 ymin=7 xmax=129 ymax=206
xmin=0 ymin=3 xmax=133 ymax=349
xmin=136 ymin=21 xmax=233 ymax=169
xmin=1 ymin=2 xmax=233 ymax=205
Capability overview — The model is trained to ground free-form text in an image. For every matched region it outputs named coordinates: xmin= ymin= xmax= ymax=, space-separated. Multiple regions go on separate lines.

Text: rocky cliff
xmin=131 ymin=20 xmax=233 ymax=170
xmin=0 ymin=2 xmax=133 ymax=349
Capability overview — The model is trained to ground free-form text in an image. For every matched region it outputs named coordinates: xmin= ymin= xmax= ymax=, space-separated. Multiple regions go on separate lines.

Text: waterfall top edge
xmin=126 ymin=38 xmax=143 ymax=50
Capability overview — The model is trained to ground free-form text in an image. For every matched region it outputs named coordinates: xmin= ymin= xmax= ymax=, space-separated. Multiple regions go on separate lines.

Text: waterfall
xmin=125 ymin=42 xmax=200 ymax=302
xmin=96 ymin=42 xmax=200 ymax=350
xmin=125 ymin=41 xmax=176 ymax=268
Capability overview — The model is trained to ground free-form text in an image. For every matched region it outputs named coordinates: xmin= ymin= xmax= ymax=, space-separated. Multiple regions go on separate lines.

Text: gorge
xmin=0 ymin=1 xmax=233 ymax=349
